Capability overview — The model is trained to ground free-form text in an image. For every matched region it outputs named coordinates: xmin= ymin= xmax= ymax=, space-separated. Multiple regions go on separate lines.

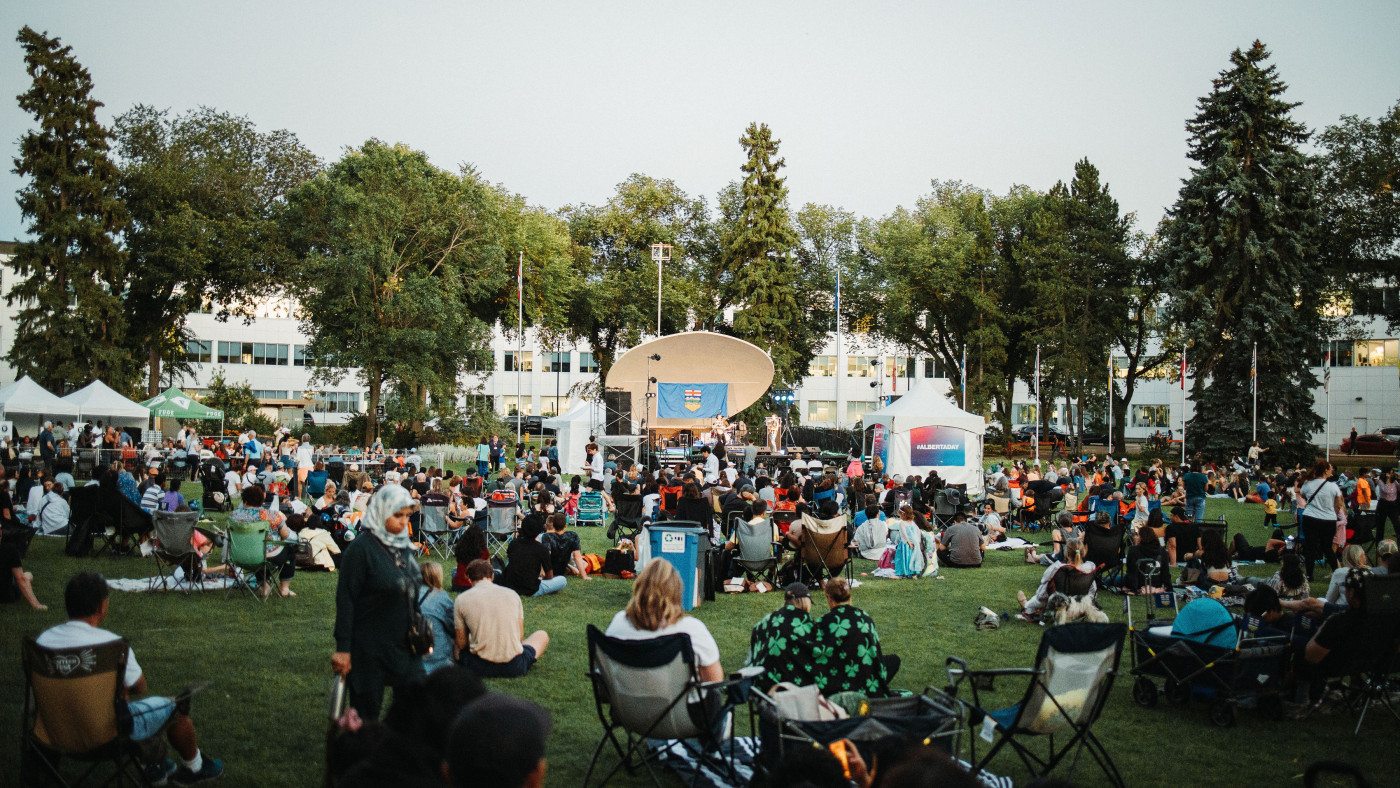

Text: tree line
xmin=7 ymin=28 xmax=1398 ymax=460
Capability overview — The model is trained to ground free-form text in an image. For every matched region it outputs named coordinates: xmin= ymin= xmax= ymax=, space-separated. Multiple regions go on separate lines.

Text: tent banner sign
xmin=871 ymin=424 xmax=889 ymax=470
xmin=657 ymin=383 xmax=728 ymax=418
xmin=909 ymin=425 xmax=966 ymax=466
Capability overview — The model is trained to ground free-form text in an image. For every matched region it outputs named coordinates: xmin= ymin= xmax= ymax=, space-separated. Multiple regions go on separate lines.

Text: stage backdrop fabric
xmin=657 ymin=383 xmax=729 ymax=419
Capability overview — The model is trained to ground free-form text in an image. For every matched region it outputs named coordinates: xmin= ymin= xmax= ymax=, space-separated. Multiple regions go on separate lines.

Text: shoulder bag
xmin=372 ymin=538 xmax=435 ymax=657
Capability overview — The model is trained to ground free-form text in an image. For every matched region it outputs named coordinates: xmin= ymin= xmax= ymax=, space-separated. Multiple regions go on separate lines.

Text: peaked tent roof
xmin=0 ymin=375 xmax=80 ymax=417
xmin=62 ymin=380 xmax=150 ymax=420
xmin=140 ymin=387 xmax=224 ymax=420
xmin=862 ymin=382 xmax=985 ymax=433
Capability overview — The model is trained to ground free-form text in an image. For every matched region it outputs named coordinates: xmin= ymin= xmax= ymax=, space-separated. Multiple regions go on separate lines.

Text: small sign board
xmin=142 ymin=429 xmax=163 ymax=446
xmin=0 ymin=421 xmax=12 ymax=441
xmin=376 ymin=406 xmax=386 ymax=418
xmin=661 ymin=532 xmax=686 ymax=554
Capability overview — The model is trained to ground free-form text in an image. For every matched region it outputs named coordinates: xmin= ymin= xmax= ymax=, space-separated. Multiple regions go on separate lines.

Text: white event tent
xmin=541 ymin=400 xmax=598 ymax=477
xmin=862 ymin=383 xmax=987 ymax=496
xmin=0 ymin=375 xmax=80 ymax=419
xmin=62 ymin=380 xmax=150 ymax=422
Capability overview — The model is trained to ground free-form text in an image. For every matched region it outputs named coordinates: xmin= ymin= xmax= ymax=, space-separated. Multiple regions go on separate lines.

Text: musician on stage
xmin=764 ymin=413 xmax=781 ymax=453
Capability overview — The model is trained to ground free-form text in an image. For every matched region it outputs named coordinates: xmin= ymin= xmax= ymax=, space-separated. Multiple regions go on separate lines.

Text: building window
xmin=293 ymin=345 xmax=308 ymax=367
xmin=541 ymin=397 xmax=569 ymax=417
xmin=886 ymin=356 xmax=915 ymax=379
xmin=543 ymin=352 xmax=571 ymax=373
xmin=252 ymin=390 xmax=288 ymax=400
xmin=1355 ymin=339 xmax=1399 ymax=369
xmin=847 ymin=356 xmax=875 ymax=377
xmin=501 ymin=396 xmax=533 ymax=416
xmin=216 ymin=341 xmax=241 ymax=364
xmin=250 ymin=343 xmax=289 ymax=366
xmin=578 ymin=353 xmax=599 ymax=373
xmin=805 ymin=400 xmax=835 ymax=423
xmin=312 ymin=392 xmax=360 ymax=414
xmin=846 ymin=400 xmax=877 ymax=423
xmin=924 ymin=357 xmax=949 ymax=379
xmin=184 ymin=340 xmax=211 ymax=364
xmin=504 ymin=351 xmax=533 ymax=372
xmin=808 ymin=355 xmax=836 ymax=377
xmin=1132 ymin=404 xmax=1171 ymax=428
xmin=1014 ymin=404 xmax=1039 ymax=425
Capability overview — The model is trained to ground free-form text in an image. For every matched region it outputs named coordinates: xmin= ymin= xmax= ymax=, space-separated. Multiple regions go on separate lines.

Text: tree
xmin=113 ymin=105 xmax=321 ymax=396
xmin=1316 ymin=100 xmax=1400 ymax=328
xmin=283 ymin=140 xmax=506 ymax=445
xmin=6 ymin=27 xmax=129 ymax=392
xmin=719 ymin=123 xmax=807 ymax=383
xmin=1164 ymin=41 xmax=1326 ymax=465
xmin=200 ymin=370 xmax=264 ymax=432
xmin=562 ymin=174 xmax=710 ymax=392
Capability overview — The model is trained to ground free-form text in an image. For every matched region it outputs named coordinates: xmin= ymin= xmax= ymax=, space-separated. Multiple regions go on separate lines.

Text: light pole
xmin=650 ymin=243 xmax=671 ymax=337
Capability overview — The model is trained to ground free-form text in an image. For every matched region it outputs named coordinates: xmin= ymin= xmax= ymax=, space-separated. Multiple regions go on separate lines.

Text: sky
xmin=1 ymin=1 xmax=1398 ymax=241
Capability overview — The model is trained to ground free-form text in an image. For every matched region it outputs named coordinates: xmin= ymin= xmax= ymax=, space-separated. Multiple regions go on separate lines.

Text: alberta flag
xmin=657 ymin=383 xmax=728 ymax=419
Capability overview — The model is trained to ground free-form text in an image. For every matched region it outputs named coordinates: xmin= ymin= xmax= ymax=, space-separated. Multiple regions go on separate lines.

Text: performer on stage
xmin=765 ymin=413 xmax=781 ymax=452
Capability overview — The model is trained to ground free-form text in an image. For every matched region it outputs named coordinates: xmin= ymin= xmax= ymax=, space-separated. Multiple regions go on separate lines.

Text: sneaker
xmin=172 ymin=758 xmax=224 ymax=785
xmin=144 ymin=758 xmax=177 ymax=786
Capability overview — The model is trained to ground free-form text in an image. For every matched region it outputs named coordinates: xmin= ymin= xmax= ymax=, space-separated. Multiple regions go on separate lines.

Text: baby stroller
xmin=200 ymin=462 xmax=229 ymax=512
xmin=748 ymin=685 xmax=960 ymax=785
xmin=1127 ymin=590 xmax=1289 ymax=726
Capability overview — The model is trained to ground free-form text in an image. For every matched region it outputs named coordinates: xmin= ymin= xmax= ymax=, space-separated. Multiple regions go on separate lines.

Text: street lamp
xmin=650 ymin=243 xmax=672 ymax=337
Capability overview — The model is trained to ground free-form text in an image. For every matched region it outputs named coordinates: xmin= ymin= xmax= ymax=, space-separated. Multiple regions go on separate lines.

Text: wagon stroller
xmin=748 ymin=685 xmax=960 ymax=786
xmin=1126 ymin=575 xmax=1289 ymax=727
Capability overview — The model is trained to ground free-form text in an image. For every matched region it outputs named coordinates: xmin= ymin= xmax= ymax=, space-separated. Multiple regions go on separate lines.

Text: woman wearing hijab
xmin=332 ymin=484 xmax=424 ymax=720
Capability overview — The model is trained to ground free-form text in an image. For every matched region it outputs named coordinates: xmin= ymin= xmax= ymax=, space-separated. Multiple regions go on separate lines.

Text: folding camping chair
xmin=583 ymin=625 xmax=749 ymax=788
xmin=577 ymin=490 xmax=606 ymax=528
xmin=20 ymin=636 xmax=153 ymax=787
xmin=419 ymin=503 xmax=454 ymax=559
xmin=796 ymin=513 xmax=851 ymax=586
xmin=660 ymin=485 xmax=683 ymax=518
xmin=733 ymin=518 xmax=777 ymax=586
xmin=935 ymin=622 xmax=1128 ymax=787
xmin=611 ymin=492 xmax=647 ymax=544
xmin=225 ymin=521 xmax=271 ymax=601
xmin=1317 ymin=574 xmax=1400 ymax=734
xmin=149 ymin=510 xmax=202 ymax=594
xmin=1084 ymin=519 xmax=1127 ymax=587
xmin=66 ymin=485 xmax=106 ymax=557
xmin=933 ymin=488 xmax=963 ymax=528
xmin=486 ymin=491 xmax=520 ymax=562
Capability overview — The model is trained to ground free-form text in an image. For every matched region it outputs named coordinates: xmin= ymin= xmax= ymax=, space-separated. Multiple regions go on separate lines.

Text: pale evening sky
xmin=1 ymin=1 xmax=1397 ymax=241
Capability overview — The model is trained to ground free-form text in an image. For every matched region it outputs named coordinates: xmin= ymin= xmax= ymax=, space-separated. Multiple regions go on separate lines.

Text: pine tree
xmin=1164 ymin=41 xmax=1324 ymax=465
xmin=6 ymin=27 xmax=130 ymax=392
xmin=721 ymin=123 xmax=804 ymax=382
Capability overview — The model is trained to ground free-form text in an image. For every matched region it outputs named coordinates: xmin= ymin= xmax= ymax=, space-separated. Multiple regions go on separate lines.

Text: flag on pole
xmin=517 ymin=254 xmax=523 ymax=301
xmin=1180 ymin=354 xmax=1187 ymax=390
xmin=961 ymin=346 xmax=967 ymax=409
xmin=834 ymin=265 xmax=840 ymax=324
xmin=1324 ymin=350 xmax=1331 ymax=393
xmin=1251 ymin=344 xmax=1257 ymax=395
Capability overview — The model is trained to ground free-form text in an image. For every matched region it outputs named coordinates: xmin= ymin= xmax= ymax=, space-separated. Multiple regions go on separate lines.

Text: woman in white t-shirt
xmin=1299 ymin=461 xmax=1345 ymax=582
xmin=604 ymin=559 xmax=722 ymax=682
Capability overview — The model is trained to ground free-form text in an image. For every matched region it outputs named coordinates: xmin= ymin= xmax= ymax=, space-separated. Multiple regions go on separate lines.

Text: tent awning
xmin=62 ymin=380 xmax=149 ymax=420
xmin=0 ymin=375 xmax=81 ymax=417
xmin=140 ymin=387 xmax=224 ymax=420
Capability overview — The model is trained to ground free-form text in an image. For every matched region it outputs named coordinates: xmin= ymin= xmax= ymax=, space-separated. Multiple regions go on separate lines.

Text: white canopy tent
xmin=862 ymin=383 xmax=987 ymax=496
xmin=62 ymin=380 xmax=150 ymax=422
xmin=541 ymin=400 xmax=599 ymax=477
xmin=0 ymin=375 xmax=80 ymax=419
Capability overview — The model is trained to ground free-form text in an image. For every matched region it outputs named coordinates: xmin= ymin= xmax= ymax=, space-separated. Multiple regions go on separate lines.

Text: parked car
xmin=1379 ymin=426 xmax=1400 ymax=442
xmin=502 ymin=415 xmax=548 ymax=435
xmin=1010 ymin=425 xmax=1070 ymax=443
xmin=1341 ymin=433 xmax=1398 ymax=455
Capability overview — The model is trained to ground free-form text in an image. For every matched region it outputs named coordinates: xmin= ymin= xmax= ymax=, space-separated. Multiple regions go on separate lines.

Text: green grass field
xmin=1 ymin=487 xmax=1390 ymax=787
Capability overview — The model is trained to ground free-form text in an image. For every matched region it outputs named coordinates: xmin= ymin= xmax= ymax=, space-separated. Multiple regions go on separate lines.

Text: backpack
xmin=601 ymin=548 xmax=635 ymax=576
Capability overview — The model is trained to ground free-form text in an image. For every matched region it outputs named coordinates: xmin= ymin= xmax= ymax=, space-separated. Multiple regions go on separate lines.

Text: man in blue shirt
xmin=1181 ymin=464 xmax=1209 ymax=523
xmin=244 ymin=432 xmax=262 ymax=469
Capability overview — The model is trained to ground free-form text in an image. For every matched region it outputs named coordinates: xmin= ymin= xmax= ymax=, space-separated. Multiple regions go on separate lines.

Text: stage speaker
xmin=604 ymin=389 xmax=632 ymax=436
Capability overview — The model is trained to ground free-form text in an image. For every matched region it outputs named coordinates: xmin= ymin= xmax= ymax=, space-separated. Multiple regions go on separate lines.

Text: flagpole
xmin=1107 ymin=356 xmax=1113 ymax=457
xmin=516 ymin=250 xmax=523 ymax=447
xmin=961 ymin=346 xmax=967 ymax=411
xmin=1251 ymin=341 xmax=1258 ymax=444
xmin=1180 ymin=348 xmax=1187 ymax=466
xmin=1034 ymin=344 xmax=1041 ymax=465
xmin=1325 ymin=350 xmax=1332 ymax=462
xmin=834 ymin=264 xmax=842 ymax=428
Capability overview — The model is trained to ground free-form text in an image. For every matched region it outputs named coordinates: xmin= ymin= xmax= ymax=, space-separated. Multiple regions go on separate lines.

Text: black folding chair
xmin=610 ymin=493 xmax=647 ymax=544
xmin=934 ymin=622 xmax=1128 ymax=787
xmin=583 ymin=625 xmax=748 ymax=788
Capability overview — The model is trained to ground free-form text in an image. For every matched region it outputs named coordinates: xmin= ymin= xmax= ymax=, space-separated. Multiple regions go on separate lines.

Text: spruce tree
xmin=721 ymin=123 xmax=804 ymax=382
xmin=1164 ymin=41 xmax=1324 ymax=465
xmin=7 ymin=27 xmax=129 ymax=392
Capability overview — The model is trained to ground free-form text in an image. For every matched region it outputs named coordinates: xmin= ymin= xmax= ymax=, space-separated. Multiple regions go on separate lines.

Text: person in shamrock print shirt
xmin=812 ymin=578 xmax=900 ymax=697
xmin=747 ymin=582 xmax=819 ymax=691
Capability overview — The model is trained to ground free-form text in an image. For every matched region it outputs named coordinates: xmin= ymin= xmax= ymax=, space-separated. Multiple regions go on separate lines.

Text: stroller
xmin=200 ymin=460 xmax=230 ymax=513
xmin=1127 ymin=590 xmax=1289 ymax=726
xmin=748 ymin=686 xmax=960 ymax=785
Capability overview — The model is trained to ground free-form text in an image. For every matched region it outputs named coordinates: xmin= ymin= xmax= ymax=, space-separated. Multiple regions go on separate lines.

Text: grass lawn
xmin=1 ymin=486 xmax=1390 ymax=787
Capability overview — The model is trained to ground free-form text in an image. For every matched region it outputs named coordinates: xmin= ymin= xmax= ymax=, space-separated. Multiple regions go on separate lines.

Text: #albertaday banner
xmin=657 ymin=383 xmax=729 ymax=419
xmin=908 ymin=425 xmax=967 ymax=467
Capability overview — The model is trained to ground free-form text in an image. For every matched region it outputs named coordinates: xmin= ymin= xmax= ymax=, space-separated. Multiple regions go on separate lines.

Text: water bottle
xmin=1285 ymin=535 xmax=1294 ymax=552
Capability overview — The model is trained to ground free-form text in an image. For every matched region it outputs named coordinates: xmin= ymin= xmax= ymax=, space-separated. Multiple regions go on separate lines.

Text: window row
xmin=501 ymin=351 xmax=598 ymax=373
xmin=803 ymin=400 xmax=880 ymax=424
xmin=185 ymin=340 xmax=308 ymax=367
xmin=1316 ymin=339 xmax=1400 ymax=370
xmin=313 ymin=392 xmax=360 ymax=413
xmin=807 ymin=355 xmax=954 ymax=379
